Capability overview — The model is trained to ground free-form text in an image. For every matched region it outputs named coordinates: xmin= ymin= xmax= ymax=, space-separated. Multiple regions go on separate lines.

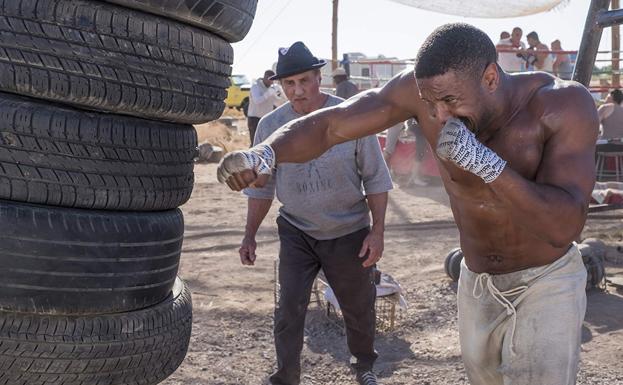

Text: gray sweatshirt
xmin=244 ymin=94 xmax=392 ymax=240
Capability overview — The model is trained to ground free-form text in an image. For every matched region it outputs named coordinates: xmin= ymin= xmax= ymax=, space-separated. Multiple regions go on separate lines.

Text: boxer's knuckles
xmin=217 ymin=151 xmax=254 ymax=184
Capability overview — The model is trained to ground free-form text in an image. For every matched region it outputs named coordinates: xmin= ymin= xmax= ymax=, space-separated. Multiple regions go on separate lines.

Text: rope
xmin=473 ymin=273 xmax=528 ymax=356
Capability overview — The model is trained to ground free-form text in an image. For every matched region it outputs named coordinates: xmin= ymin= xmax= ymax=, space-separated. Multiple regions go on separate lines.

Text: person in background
xmin=598 ymin=89 xmax=623 ymax=140
xmin=526 ymin=31 xmax=554 ymax=73
xmin=382 ymin=122 xmax=404 ymax=168
xmin=499 ymin=31 xmax=510 ymax=40
xmin=551 ymin=39 xmax=573 ymax=80
xmin=247 ymin=70 xmax=286 ymax=144
xmin=383 ymin=120 xmax=428 ymax=187
xmin=333 ymin=67 xmax=359 ymax=99
xmin=496 ymin=27 xmax=526 ymax=73
xmin=405 ymin=118 xmax=429 ymax=186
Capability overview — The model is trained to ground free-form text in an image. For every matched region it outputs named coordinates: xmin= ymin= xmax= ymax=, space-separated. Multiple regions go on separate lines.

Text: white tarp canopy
xmin=387 ymin=0 xmax=568 ymax=18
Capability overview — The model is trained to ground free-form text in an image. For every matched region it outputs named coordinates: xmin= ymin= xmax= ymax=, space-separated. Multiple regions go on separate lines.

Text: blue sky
xmin=232 ymin=0 xmax=614 ymax=79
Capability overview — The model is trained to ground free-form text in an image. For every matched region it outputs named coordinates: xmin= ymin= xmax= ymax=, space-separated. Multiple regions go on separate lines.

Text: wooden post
xmin=332 ymin=0 xmax=338 ymax=70
xmin=613 ymin=0 xmax=620 ymax=87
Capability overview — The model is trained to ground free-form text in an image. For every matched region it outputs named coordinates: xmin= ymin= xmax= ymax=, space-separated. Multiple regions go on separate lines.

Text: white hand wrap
xmin=216 ymin=143 xmax=275 ymax=183
xmin=436 ymin=118 xmax=506 ymax=183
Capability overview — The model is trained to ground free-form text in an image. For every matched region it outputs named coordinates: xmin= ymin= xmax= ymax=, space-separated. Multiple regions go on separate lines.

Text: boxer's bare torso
xmin=404 ymin=70 xmax=597 ymax=273
xmin=432 ymin=77 xmax=581 ymax=273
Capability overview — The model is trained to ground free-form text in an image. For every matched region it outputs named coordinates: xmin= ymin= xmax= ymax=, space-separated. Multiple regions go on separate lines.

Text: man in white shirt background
xmin=526 ymin=31 xmax=554 ymax=73
xmin=496 ymin=27 xmax=526 ymax=74
xmin=247 ymin=70 xmax=286 ymax=144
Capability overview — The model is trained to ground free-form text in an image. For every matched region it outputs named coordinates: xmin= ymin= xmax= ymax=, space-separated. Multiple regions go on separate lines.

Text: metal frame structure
xmin=574 ymin=0 xmax=622 ymax=85
xmin=574 ymin=0 xmax=623 ymax=213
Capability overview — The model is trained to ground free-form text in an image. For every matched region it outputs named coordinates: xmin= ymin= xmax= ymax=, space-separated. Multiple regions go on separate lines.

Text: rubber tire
xmin=444 ymin=247 xmax=461 ymax=280
xmin=0 ymin=92 xmax=196 ymax=211
xmin=585 ymin=254 xmax=605 ymax=290
xmin=0 ymin=0 xmax=233 ymax=124
xmin=0 ymin=200 xmax=184 ymax=315
xmin=0 ymin=277 xmax=192 ymax=385
xmin=104 ymin=0 xmax=258 ymax=42
xmin=448 ymin=249 xmax=463 ymax=282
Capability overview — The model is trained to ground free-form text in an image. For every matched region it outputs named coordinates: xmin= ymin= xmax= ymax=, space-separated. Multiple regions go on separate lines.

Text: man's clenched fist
xmin=436 ymin=118 xmax=507 ymax=183
xmin=217 ymin=144 xmax=275 ymax=191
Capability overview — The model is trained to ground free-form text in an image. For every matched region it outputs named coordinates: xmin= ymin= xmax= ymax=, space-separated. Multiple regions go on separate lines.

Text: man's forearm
xmin=245 ymin=198 xmax=273 ymax=236
xmin=490 ymin=168 xmax=588 ymax=247
xmin=262 ymin=90 xmax=411 ymax=165
xmin=366 ymin=192 xmax=388 ymax=232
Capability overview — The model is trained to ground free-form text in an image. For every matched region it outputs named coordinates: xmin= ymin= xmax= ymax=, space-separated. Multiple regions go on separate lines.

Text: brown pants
xmin=270 ymin=217 xmax=378 ymax=385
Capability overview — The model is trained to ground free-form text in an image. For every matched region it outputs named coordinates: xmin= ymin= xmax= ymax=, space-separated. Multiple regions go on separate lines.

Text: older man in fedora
xmin=234 ymin=41 xmax=392 ymax=385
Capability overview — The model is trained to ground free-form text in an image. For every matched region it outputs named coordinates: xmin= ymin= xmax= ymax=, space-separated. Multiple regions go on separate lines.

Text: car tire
xmin=0 ymin=200 xmax=184 ymax=315
xmin=0 ymin=277 xmax=192 ymax=385
xmin=0 ymin=92 xmax=196 ymax=211
xmin=0 ymin=0 xmax=233 ymax=124
xmin=104 ymin=0 xmax=258 ymax=42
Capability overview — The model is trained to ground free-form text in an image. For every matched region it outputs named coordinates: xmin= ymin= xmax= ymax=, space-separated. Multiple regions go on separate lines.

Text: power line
xmin=237 ymin=0 xmax=296 ymax=63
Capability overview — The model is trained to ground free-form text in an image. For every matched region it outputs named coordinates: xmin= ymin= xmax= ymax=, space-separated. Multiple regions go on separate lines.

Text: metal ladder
xmin=575 ymin=0 xmax=623 ymax=85
xmin=578 ymin=1 xmax=623 ymax=210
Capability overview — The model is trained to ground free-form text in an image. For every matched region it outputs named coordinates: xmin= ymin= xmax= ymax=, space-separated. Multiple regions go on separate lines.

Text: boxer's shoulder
xmin=509 ymin=74 xmax=597 ymax=137
xmin=529 ymin=76 xmax=594 ymax=113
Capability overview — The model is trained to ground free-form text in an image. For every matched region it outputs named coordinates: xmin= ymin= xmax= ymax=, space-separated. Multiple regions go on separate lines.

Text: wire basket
xmin=325 ymin=291 xmax=400 ymax=332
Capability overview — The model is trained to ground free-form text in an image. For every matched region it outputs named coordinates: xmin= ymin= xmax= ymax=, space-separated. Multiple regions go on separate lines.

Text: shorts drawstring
xmin=473 ymin=273 xmax=528 ymax=356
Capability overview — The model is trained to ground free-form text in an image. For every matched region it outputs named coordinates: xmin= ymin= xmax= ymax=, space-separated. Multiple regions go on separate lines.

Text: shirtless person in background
xmin=218 ymin=23 xmax=598 ymax=385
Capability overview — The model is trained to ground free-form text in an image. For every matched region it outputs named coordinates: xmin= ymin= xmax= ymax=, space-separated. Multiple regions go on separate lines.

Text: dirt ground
xmin=162 ymin=116 xmax=623 ymax=385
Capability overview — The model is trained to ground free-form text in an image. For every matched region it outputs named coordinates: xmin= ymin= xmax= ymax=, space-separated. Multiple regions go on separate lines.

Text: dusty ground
xmin=162 ymin=117 xmax=623 ymax=385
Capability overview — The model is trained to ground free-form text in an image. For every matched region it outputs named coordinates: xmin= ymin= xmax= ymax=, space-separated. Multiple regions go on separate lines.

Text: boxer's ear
xmin=482 ymin=63 xmax=499 ymax=92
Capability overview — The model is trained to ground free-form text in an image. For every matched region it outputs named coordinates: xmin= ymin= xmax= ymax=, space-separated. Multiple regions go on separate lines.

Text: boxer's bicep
xmin=326 ymin=71 xmax=422 ymax=143
xmin=536 ymin=89 xmax=599 ymax=202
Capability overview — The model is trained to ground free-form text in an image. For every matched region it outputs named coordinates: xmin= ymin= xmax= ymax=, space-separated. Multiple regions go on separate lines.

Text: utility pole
xmin=613 ymin=0 xmax=620 ymax=87
xmin=332 ymin=0 xmax=339 ymax=70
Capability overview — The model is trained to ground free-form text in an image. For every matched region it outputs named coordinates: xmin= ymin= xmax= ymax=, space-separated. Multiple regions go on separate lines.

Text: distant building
xmin=321 ymin=52 xmax=411 ymax=90
xmin=273 ymin=52 xmax=411 ymax=94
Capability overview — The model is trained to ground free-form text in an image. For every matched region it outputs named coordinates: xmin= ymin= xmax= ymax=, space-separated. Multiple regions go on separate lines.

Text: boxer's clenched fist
xmin=217 ymin=144 xmax=275 ymax=191
xmin=436 ymin=118 xmax=507 ymax=183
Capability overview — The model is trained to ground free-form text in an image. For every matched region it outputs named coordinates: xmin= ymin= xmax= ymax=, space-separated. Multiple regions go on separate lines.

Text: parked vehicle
xmin=226 ymin=74 xmax=251 ymax=115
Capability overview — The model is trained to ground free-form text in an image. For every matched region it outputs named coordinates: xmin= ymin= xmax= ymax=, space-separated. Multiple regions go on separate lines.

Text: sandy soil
xmin=161 ymin=119 xmax=623 ymax=385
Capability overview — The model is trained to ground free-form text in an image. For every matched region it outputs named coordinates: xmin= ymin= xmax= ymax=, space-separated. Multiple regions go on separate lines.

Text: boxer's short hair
xmin=415 ymin=23 xmax=497 ymax=81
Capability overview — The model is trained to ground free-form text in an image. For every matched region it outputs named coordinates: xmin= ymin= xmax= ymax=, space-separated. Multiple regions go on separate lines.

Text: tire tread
xmin=0 ymin=0 xmax=232 ymax=123
xmin=0 ymin=92 xmax=197 ymax=211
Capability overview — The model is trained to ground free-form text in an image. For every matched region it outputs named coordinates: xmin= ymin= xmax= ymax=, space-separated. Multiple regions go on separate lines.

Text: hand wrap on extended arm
xmin=217 ymin=143 xmax=275 ymax=183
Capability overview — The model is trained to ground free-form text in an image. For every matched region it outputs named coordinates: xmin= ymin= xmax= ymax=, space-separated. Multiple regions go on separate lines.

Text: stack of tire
xmin=0 ymin=1 xmax=256 ymax=384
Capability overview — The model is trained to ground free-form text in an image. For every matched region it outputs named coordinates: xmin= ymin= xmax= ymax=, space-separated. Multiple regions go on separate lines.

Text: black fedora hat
xmin=270 ymin=41 xmax=326 ymax=80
